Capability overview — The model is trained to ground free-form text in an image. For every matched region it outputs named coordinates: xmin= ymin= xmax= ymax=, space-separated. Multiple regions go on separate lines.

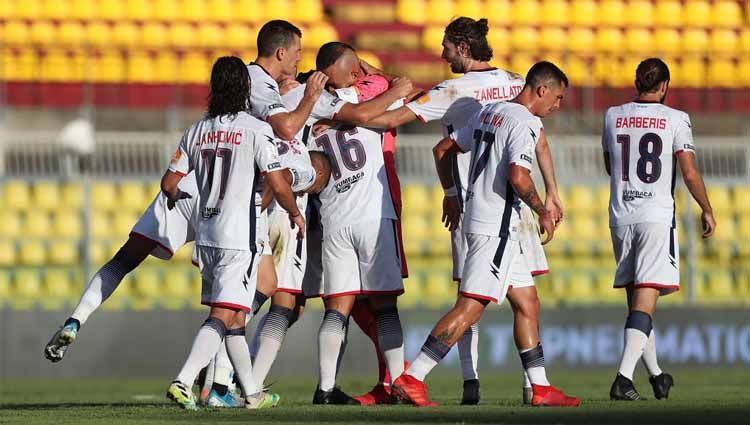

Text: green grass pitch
xmin=1 ymin=368 xmax=748 ymax=425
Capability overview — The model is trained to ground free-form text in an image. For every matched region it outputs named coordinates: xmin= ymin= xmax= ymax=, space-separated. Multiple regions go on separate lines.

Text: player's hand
xmin=442 ymin=195 xmax=461 ymax=232
xmin=279 ymin=77 xmax=300 ymax=96
xmin=312 ymin=119 xmax=334 ymax=136
xmin=289 ymin=212 xmax=306 ymax=240
xmin=389 ymin=77 xmax=413 ymax=98
xmin=166 ymin=190 xmax=192 ymax=210
xmin=538 ymin=211 xmax=555 ymax=245
xmin=304 ymin=71 xmax=328 ymax=100
xmin=545 ymin=195 xmax=564 ymax=227
xmin=701 ymin=209 xmax=716 ymax=239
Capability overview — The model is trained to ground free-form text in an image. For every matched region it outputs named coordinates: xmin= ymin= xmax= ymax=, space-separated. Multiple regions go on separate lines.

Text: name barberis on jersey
xmin=195 ymin=130 xmax=243 ymax=146
xmin=615 ymin=116 xmax=667 ymax=130
xmin=473 ymin=85 xmax=522 ymax=102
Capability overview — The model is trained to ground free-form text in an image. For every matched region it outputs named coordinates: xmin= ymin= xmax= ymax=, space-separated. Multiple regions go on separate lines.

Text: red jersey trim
xmin=459 ymin=291 xmax=498 ymax=303
xmin=202 ymin=301 xmax=252 ymax=312
xmin=531 ymin=269 xmax=549 ymax=277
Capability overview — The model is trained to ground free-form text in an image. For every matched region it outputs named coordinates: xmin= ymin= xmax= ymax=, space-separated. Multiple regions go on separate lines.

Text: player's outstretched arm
xmin=335 ymin=77 xmax=414 ymax=126
xmin=433 ymin=136 xmax=462 ymax=231
xmin=535 ymin=130 xmax=563 ymax=225
xmin=268 ymin=72 xmax=328 ymax=140
xmin=265 ymin=170 xmax=305 ymax=239
xmin=677 ymin=151 xmax=716 ymax=238
xmin=509 ymin=164 xmax=555 ymax=245
xmin=358 ymin=105 xmax=418 ymax=129
xmin=160 ymin=170 xmax=191 ymax=210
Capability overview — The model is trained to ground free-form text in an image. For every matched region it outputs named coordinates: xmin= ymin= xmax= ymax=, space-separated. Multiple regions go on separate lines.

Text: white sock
xmin=519 ymin=344 xmax=550 ymax=386
xmin=318 ymin=310 xmax=347 ymax=392
xmin=375 ymin=307 xmax=405 ymax=383
xmin=225 ymin=329 xmax=259 ymax=397
xmin=405 ymin=334 xmax=451 ymax=382
xmin=641 ymin=329 xmax=663 ymax=377
xmin=458 ymin=322 xmax=479 ymax=381
xmin=176 ymin=318 xmax=225 ymax=385
xmin=522 ymin=371 xmax=531 ymax=388
xmin=213 ymin=342 xmax=233 ymax=388
xmin=70 ymin=255 xmax=135 ymax=324
xmin=201 ymin=358 xmax=215 ymax=396
xmin=619 ymin=328 xmax=649 ymax=380
xmin=251 ymin=306 xmax=291 ymax=388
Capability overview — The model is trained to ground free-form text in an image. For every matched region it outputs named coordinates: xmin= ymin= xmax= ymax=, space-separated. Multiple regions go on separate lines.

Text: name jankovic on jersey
xmin=335 ymin=171 xmax=364 ymax=193
xmin=622 ymin=189 xmax=654 ymax=202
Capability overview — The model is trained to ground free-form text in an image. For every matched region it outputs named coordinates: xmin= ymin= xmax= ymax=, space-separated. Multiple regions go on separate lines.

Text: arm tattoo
xmin=517 ymin=186 xmax=546 ymax=216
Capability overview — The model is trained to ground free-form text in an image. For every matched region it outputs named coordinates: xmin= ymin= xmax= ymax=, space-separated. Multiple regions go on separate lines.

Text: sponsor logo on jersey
xmin=265 ymin=82 xmax=278 ymax=93
xmin=334 ymin=171 xmax=364 ymax=193
xmin=201 ymin=206 xmax=221 ymax=218
xmin=683 ymin=143 xmax=695 ymax=151
xmin=521 ymin=153 xmax=533 ymax=164
xmin=622 ymin=189 xmax=654 ymax=202
xmin=267 ymin=162 xmax=282 ymax=171
xmin=268 ymin=103 xmax=285 ymax=110
xmin=330 ymin=97 xmax=342 ymax=107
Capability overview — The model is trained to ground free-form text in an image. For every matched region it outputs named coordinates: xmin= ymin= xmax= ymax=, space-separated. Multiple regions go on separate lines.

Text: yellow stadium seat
xmin=49 ymin=240 xmax=79 ymax=265
xmin=0 ymin=211 xmax=21 ymax=237
xmin=540 ymin=0 xmax=568 ymax=25
xmin=32 ymin=181 xmax=61 ymax=211
xmin=24 ymin=211 xmax=52 ymax=237
xmin=567 ymin=271 xmax=596 ymax=303
xmin=654 ymin=29 xmax=681 ymax=55
xmin=60 ymin=182 xmax=83 ymax=210
xmin=262 ymin=0 xmax=292 ymax=20
xmin=510 ymin=27 xmax=539 ymax=52
xmin=625 ymin=0 xmax=653 ymax=27
xmin=705 ymin=271 xmax=735 ymax=302
xmin=91 ymin=182 xmax=118 ymax=211
xmin=162 ymin=270 xmax=191 ymax=309
xmin=685 ymin=0 xmax=711 ymax=28
xmin=707 ymin=186 xmax=731 ymax=214
xmin=154 ymin=51 xmax=178 ymax=83
xmin=708 ymin=59 xmax=738 ymax=88
xmin=624 ymin=28 xmax=652 ymax=54
xmin=127 ymin=50 xmax=155 ymax=83
xmin=738 ymin=215 xmax=750 ymax=242
xmin=198 ymin=22 xmax=224 ymax=48
xmin=733 ymin=186 xmax=750 ymax=213
xmin=112 ymin=22 xmax=139 ymax=48
xmin=487 ymin=27 xmax=509 ymax=55
xmin=596 ymin=28 xmax=623 ymax=54
xmin=236 ymin=0 xmax=263 ymax=23
xmin=403 ymin=185 xmax=430 ymax=215
xmin=204 ymin=0 xmax=232 ymax=22
xmin=711 ymin=213 xmax=736 ymax=242
xmin=455 ymin=0 xmax=482 ymax=18
xmin=654 ymin=0 xmax=683 ymax=27
xmin=0 ymin=271 xmax=10 ymax=303
xmin=421 ymin=25 xmax=444 ymax=55
xmin=98 ymin=0 xmax=126 ymax=20
xmin=86 ymin=21 xmax=114 ymax=48
xmin=568 ymin=28 xmax=595 ymax=54
xmin=13 ymin=0 xmax=37 ymax=19
xmin=3 ymin=21 xmax=30 ymax=46
xmin=741 ymin=29 xmax=750 ymax=54
xmin=70 ymin=0 xmax=96 ymax=20
xmin=0 ymin=240 xmax=16 ymax=266
xmin=709 ymin=29 xmax=738 ymax=56
xmin=141 ymin=22 xmax=168 ymax=48
xmin=595 ymin=270 xmax=621 ymax=303
xmin=0 ymin=1 xmax=10 ymax=19
xmin=682 ymin=29 xmax=709 ymax=54
xmin=293 ymin=0 xmax=323 ymax=23
xmin=306 ymin=24 xmax=339 ymax=52
xmin=58 ymin=21 xmax=86 ymax=46
xmin=739 ymin=58 xmax=750 ymax=87
xmin=425 ymin=0 xmax=455 ymax=24
xmin=179 ymin=52 xmax=210 ymax=84
xmin=43 ymin=269 xmax=74 ymax=300
xmin=52 ymin=210 xmax=82 ymax=238
xmin=679 ymin=56 xmax=706 ymax=88
xmin=30 ymin=21 xmax=57 ymax=46
xmin=539 ymin=27 xmax=566 ymax=52
xmin=223 ymin=23 xmax=255 ymax=49
xmin=564 ymin=55 xmax=592 ymax=86
xmin=44 ymin=0 xmax=74 ymax=19
xmin=358 ymin=51 xmax=383 ymax=70
xmin=19 ymin=240 xmax=47 ymax=265
xmin=570 ymin=0 xmax=596 ymax=26
xmin=567 ymin=185 xmax=595 ymax=213
xmin=39 ymin=50 xmax=74 ymax=83
xmin=711 ymin=0 xmax=743 ymax=29
xmin=13 ymin=269 xmax=42 ymax=308
xmin=597 ymin=0 xmax=625 ymax=27
xmin=423 ymin=272 xmax=453 ymax=309
xmin=119 ymin=181 xmax=147 ymax=212
xmin=170 ymin=22 xmax=198 ymax=49
xmin=134 ymin=268 xmax=162 ymax=299
xmin=510 ymin=0 xmax=540 ymax=26
xmin=126 ymin=0 xmax=152 ymax=20
xmin=91 ymin=211 xmax=113 ymax=238
xmin=113 ymin=211 xmax=138 ymax=236
xmin=485 ymin=0 xmax=510 ymax=26
xmin=510 ymin=54 xmax=535 ymax=78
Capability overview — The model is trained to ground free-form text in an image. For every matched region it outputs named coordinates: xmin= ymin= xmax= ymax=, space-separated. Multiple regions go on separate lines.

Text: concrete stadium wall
xmin=1 ymin=307 xmax=749 ymax=380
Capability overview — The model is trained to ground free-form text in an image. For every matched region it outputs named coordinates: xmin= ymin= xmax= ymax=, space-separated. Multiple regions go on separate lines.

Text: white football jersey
xmin=314 ymin=125 xmax=397 ymax=232
xmin=282 ymin=84 xmax=348 ymax=145
xmin=248 ymin=63 xmax=289 ymax=121
xmin=169 ymin=112 xmax=283 ymax=251
xmin=454 ymin=102 xmax=537 ymax=238
xmin=602 ymin=101 xmax=695 ymax=227
xmin=406 ymin=68 xmax=525 ymax=203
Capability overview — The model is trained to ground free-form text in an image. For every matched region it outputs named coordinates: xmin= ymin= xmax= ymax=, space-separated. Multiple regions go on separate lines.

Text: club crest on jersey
xmin=334 ymin=171 xmax=364 ymax=193
xmin=170 ymin=149 xmax=181 ymax=164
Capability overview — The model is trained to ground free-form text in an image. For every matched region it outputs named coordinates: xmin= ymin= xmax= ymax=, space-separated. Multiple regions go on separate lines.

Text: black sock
xmin=212 ymin=383 xmax=228 ymax=396
xmin=64 ymin=317 xmax=81 ymax=329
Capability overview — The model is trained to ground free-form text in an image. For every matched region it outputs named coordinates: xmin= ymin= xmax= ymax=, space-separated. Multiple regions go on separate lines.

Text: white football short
xmin=257 ymin=207 xmax=271 ymax=256
xmin=268 ymin=207 xmax=307 ymax=295
xmin=301 ymin=218 xmax=324 ymax=298
xmin=130 ymin=174 xmax=197 ymax=260
xmin=611 ymin=222 xmax=680 ymax=295
xmin=460 ymin=232 xmax=533 ymax=303
xmin=197 ymin=245 xmax=258 ymax=311
xmin=322 ymin=218 xmax=404 ymax=298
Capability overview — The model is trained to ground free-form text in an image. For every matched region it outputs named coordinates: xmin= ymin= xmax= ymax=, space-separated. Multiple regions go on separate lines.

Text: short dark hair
xmin=207 ymin=56 xmax=250 ymax=118
xmin=316 ymin=41 xmax=356 ymax=70
xmin=444 ymin=17 xmax=493 ymax=62
xmin=635 ymin=58 xmax=670 ymax=93
xmin=526 ymin=61 xmax=569 ymax=89
xmin=257 ymin=20 xmax=302 ymax=57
